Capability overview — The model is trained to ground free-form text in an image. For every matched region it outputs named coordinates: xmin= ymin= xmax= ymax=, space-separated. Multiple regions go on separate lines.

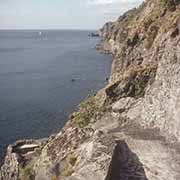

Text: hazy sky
xmin=0 ymin=0 xmax=143 ymax=30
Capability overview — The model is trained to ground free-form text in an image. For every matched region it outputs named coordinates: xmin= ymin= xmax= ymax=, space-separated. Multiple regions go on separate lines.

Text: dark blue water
xmin=0 ymin=30 xmax=111 ymax=161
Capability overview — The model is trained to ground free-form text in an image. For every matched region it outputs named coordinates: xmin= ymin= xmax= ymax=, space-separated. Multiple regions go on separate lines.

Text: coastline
xmin=0 ymin=30 xmax=112 ymax=164
xmin=1 ymin=0 xmax=180 ymax=179
xmin=0 ymin=31 xmax=114 ymax=179
xmin=0 ymin=29 xmax=114 ymax=177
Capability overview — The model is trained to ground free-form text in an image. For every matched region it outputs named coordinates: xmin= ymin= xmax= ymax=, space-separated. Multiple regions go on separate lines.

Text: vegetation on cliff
xmin=1 ymin=0 xmax=180 ymax=180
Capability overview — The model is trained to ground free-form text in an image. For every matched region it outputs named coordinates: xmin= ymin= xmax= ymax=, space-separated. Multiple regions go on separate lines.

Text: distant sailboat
xmin=38 ymin=31 xmax=42 ymax=36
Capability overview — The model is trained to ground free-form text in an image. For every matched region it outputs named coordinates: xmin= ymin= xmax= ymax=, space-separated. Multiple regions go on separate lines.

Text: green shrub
xmin=60 ymin=169 xmax=74 ymax=177
xmin=19 ymin=162 xmax=34 ymax=180
xmin=160 ymin=0 xmax=168 ymax=6
xmin=73 ymin=96 xmax=99 ymax=128
xmin=68 ymin=154 xmax=77 ymax=166
xmin=51 ymin=176 xmax=58 ymax=180
xmin=59 ymin=153 xmax=77 ymax=178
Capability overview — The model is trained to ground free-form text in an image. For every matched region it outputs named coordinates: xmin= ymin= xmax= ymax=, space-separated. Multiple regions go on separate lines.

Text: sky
xmin=0 ymin=0 xmax=143 ymax=30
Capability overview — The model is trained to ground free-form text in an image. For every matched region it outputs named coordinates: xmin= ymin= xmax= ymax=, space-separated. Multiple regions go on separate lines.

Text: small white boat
xmin=38 ymin=31 xmax=42 ymax=36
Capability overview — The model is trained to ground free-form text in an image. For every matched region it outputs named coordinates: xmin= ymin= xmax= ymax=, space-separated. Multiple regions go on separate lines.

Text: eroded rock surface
xmin=1 ymin=0 xmax=180 ymax=179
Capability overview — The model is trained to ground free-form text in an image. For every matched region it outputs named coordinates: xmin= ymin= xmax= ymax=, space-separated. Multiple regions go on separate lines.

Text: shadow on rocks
xmin=105 ymin=140 xmax=148 ymax=180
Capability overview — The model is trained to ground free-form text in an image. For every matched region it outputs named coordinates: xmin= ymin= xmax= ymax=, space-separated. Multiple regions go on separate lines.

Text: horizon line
xmin=0 ymin=28 xmax=99 ymax=31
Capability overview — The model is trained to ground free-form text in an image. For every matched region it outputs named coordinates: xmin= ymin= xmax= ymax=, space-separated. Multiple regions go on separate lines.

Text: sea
xmin=0 ymin=30 xmax=111 ymax=162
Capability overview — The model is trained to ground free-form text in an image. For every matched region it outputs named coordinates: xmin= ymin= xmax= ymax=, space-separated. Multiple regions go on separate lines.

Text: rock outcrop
xmin=1 ymin=0 xmax=180 ymax=179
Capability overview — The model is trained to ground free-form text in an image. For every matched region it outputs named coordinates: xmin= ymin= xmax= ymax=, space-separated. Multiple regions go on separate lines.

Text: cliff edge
xmin=1 ymin=0 xmax=180 ymax=179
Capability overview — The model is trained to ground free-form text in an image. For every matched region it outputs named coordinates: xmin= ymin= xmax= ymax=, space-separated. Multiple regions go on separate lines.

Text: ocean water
xmin=0 ymin=30 xmax=111 ymax=162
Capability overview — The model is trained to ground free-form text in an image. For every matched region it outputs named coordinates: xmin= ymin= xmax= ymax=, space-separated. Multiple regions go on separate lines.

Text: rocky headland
xmin=1 ymin=0 xmax=180 ymax=179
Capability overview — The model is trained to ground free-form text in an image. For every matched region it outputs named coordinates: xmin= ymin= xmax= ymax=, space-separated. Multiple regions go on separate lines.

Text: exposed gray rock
xmin=112 ymin=97 xmax=136 ymax=113
xmin=141 ymin=30 xmax=180 ymax=142
xmin=1 ymin=0 xmax=180 ymax=180
xmin=0 ymin=139 xmax=45 ymax=180
xmin=0 ymin=145 xmax=19 ymax=180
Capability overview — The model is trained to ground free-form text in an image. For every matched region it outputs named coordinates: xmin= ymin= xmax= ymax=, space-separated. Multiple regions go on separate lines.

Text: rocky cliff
xmin=1 ymin=0 xmax=180 ymax=179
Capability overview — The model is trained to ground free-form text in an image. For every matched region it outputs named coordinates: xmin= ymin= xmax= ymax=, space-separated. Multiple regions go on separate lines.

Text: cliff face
xmin=99 ymin=0 xmax=180 ymax=142
xmin=1 ymin=0 xmax=180 ymax=180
